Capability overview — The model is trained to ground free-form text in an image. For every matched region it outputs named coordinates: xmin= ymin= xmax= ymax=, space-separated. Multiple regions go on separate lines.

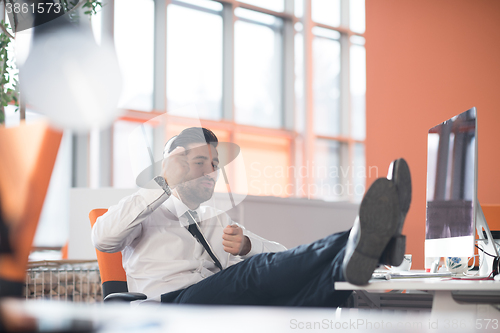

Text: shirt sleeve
xmin=91 ymin=188 xmax=168 ymax=253
xmin=228 ymin=221 xmax=287 ymax=258
xmin=240 ymin=227 xmax=287 ymax=258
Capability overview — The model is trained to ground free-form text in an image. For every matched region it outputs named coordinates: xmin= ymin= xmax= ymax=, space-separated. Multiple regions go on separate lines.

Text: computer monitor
xmin=425 ymin=107 xmax=498 ymax=275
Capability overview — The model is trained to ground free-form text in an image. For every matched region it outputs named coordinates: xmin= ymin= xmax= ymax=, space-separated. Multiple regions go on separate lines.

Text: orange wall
xmin=366 ymin=0 xmax=500 ymax=268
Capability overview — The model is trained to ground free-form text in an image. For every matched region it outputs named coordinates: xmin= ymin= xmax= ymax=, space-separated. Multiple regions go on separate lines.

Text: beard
xmin=176 ymin=177 xmax=215 ymax=206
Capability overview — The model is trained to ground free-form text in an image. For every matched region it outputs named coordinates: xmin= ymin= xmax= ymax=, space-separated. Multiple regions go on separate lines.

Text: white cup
xmin=445 ymin=257 xmax=475 ymax=275
xmin=386 ymin=254 xmax=412 ymax=271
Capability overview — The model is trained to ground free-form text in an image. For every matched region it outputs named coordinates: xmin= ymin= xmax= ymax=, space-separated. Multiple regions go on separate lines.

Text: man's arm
xmin=222 ymin=222 xmax=287 ymax=257
xmin=91 ymin=188 xmax=168 ymax=253
xmin=92 ymin=147 xmax=189 ymax=253
xmin=241 ymin=227 xmax=288 ymax=257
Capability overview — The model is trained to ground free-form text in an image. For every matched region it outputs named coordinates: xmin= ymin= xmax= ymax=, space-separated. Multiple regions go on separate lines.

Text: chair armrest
xmin=103 ymin=292 xmax=147 ymax=303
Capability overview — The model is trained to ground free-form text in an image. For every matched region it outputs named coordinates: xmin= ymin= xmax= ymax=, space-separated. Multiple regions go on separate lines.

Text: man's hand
xmin=222 ymin=225 xmax=251 ymax=256
xmin=161 ymin=146 xmax=189 ymax=189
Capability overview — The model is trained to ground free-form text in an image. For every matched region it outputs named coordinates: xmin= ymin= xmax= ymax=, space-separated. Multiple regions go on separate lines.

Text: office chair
xmin=89 ymin=209 xmax=146 ymax=302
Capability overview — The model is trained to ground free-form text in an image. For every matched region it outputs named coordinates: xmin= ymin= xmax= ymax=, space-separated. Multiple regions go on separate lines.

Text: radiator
xmin=24 ymin=261 xmax=102 ymax=303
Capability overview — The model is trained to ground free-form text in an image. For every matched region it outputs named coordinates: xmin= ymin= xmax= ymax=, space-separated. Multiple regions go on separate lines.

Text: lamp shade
xmin=20 ymin=25 xmax=123 ymax=132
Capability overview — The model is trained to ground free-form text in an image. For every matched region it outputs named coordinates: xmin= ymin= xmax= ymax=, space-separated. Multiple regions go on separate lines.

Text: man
xmin=92 ymin=127 xmax=411 ymax=307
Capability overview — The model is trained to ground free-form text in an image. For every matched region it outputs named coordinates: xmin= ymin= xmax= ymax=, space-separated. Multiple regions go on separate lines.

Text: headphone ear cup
xmin=493 ymin=256 xmax=500 ymax=277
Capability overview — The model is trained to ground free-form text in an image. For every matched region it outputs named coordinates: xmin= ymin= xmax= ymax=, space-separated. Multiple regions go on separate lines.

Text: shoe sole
xmin=393 ymin=158 xmax=412 ymax=219
xmin=344 ymin=178 xmax=400 ymax=285
xmin=382 ymin=158 xmax=412 ymax=266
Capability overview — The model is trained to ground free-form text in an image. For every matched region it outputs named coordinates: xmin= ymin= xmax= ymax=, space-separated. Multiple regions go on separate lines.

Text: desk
xmin=10 ymin=298 xmax=499 ymax=333
xmin=335 ymin=278 xmax=500 ymax=316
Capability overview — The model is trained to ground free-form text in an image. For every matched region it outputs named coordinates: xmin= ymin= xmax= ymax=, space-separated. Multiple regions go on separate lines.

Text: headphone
xmin=163 ymin=135 xmax=220 ymax=182
xmin=493 ymin=256 xmax=500 ymax=277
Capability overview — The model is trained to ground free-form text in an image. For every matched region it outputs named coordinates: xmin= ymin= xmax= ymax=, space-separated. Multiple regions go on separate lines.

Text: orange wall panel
xmin=366 ymin=0 xmax=500 ymax=268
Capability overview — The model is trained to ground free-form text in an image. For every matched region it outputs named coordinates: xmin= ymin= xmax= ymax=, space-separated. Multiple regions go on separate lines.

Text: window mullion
xmin=222 ymin=2 xmax=235 ymax=122
xmin=152 ymin=0 xmax=168 ymax=161
xmin=154 ymin=0 xmax=168 ymax=113
xmin=340 ymin=0 xmax=350 ymax=29
xmin=340 ymin=32 xmax=351 ymax=200
xmin=303 ymin=0 xmax=315 ymax=198
xmin=282 ymin=19 xmax=295 ymax=130
xmin=72 ymin=133 xmax=90 ymax=187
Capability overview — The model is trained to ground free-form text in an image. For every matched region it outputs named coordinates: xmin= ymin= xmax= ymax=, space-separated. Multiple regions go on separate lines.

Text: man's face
xmin=175 ymin=143 xmax=219 ymax=206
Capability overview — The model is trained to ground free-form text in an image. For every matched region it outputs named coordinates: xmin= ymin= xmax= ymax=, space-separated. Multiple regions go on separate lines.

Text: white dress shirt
xmin=91 ymin=188 xmax=286 ymax=303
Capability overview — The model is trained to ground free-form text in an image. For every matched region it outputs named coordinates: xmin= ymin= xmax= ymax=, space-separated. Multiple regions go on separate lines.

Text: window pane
xmin=234 ymin=19 xmax=282 ymax=128
xmin=113 ymin=121 xmax=153 ymax=188
xmin=3 ymin=105 xmax=20 ymax=128
xmin=235 ymin=133 xmax=292 ymax=197
xmin=312 ymin=26 xmax=340 ymax=40
xmin=313 ymin=37 xmax=341 ymax=136
xmin=350 ymin=44 xmax=366 ymax=140
xmin=295 ymin=32 xmax=305 ymax=133
xmin=350 ymin=0 xmax=366 ymax=34
xmin=312 ymin=0 xmax=340 ymax=27
xmin=34 ymin=132 xmax=71 ymax=247
xmin=4 ymin=33 xmax=17 ymax=95
xmin=294 ymin=0 xmax=303 ymax=17
xmin=315 ymin=139 xmax=342 ymax=200
xmin=235 ymin=7 xmax=282 ymax=25
xmin=238 ymin=0 xmax=284 ymax=12
xmin=350 ymin=35 xmax=365 ymax=45
xmin=353 ymin=143 xmax=366 ymax=202
xmin=115 ymin=0 xmax=154 ymax=111
xmin=91 ymin=7 xmax=101 ymax=45
xmin=166 ymin=5 xmax=223 ymax=120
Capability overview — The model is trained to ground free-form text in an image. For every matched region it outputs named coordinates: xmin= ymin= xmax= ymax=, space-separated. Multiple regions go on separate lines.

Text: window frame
xmin=87 ymin=0 xmax=366 ymax=202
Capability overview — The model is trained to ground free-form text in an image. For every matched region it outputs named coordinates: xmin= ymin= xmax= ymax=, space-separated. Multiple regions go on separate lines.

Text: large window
xmin=234 ymin=8 xmax=282 ymax=128
xmin=114 ymin=0 xmax=155 ymax=111
xmin=166 ymin=2 xmax=223 ymax=120
xmin=3 ymin=0 xmax=365 ymax=253
xmin=90 ymin=0 xmax=366 ymax=202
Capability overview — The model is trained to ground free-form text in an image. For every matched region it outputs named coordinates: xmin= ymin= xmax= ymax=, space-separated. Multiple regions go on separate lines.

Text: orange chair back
xmin=89 ymin=209 xmax=127 ymax=284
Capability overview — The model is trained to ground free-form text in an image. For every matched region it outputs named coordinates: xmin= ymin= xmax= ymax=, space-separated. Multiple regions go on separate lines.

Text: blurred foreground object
xmin=20 ymin=14 xmax=122 ymax=132
xmin=0 ymin=120 xmax=62 ymax=296
xmin=0 ymin=298 xmax=37 ymax=332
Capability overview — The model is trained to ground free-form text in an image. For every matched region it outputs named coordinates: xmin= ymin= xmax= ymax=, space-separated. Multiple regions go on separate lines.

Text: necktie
xmin=185 ymin=210 xmax=223 ymax=271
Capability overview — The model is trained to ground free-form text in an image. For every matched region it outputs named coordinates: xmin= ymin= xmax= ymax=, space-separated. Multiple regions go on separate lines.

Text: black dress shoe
xmin=343 ymin=178 xmax=400 ymax=286
xmin=380 ymin=158 xmax=412 ymax=266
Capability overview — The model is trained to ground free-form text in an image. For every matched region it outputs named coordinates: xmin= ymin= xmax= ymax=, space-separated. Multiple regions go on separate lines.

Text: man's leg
xmin=163 ymin=171 xmax=410 ymax=305
xmin=162 ymin=230 xmax=351 ymax=306
xmin=266 ymin=247 xmax=352 ymax=307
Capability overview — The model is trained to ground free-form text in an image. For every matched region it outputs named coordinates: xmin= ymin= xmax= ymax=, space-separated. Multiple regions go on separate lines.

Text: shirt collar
xmin=164 ymin=195 xmax=200 ymax=224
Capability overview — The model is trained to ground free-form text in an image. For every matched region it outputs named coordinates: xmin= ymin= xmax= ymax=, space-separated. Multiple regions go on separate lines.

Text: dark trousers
xmin=161 ymin=230 xmax=352 ymax=307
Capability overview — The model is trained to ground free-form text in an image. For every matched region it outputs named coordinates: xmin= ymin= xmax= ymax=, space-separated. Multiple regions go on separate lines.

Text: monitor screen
xmin=425 ymin=107 xmax=477 ymax=257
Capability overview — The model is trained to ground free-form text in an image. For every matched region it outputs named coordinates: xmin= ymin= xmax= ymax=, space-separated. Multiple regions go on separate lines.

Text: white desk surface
xmin=335 ymin=278 xmax=500 ymax=291
xmin=14 ymin=298 xmax=499 ymax=333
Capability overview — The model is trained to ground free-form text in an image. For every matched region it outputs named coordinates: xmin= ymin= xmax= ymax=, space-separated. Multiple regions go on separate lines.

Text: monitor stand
xmin=475 ymin=202 xmax=499 ymax=276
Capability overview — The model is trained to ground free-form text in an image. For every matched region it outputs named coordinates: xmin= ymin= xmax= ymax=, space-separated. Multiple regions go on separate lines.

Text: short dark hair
xmin=167 ymin=127 xmax=218 ymax=154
